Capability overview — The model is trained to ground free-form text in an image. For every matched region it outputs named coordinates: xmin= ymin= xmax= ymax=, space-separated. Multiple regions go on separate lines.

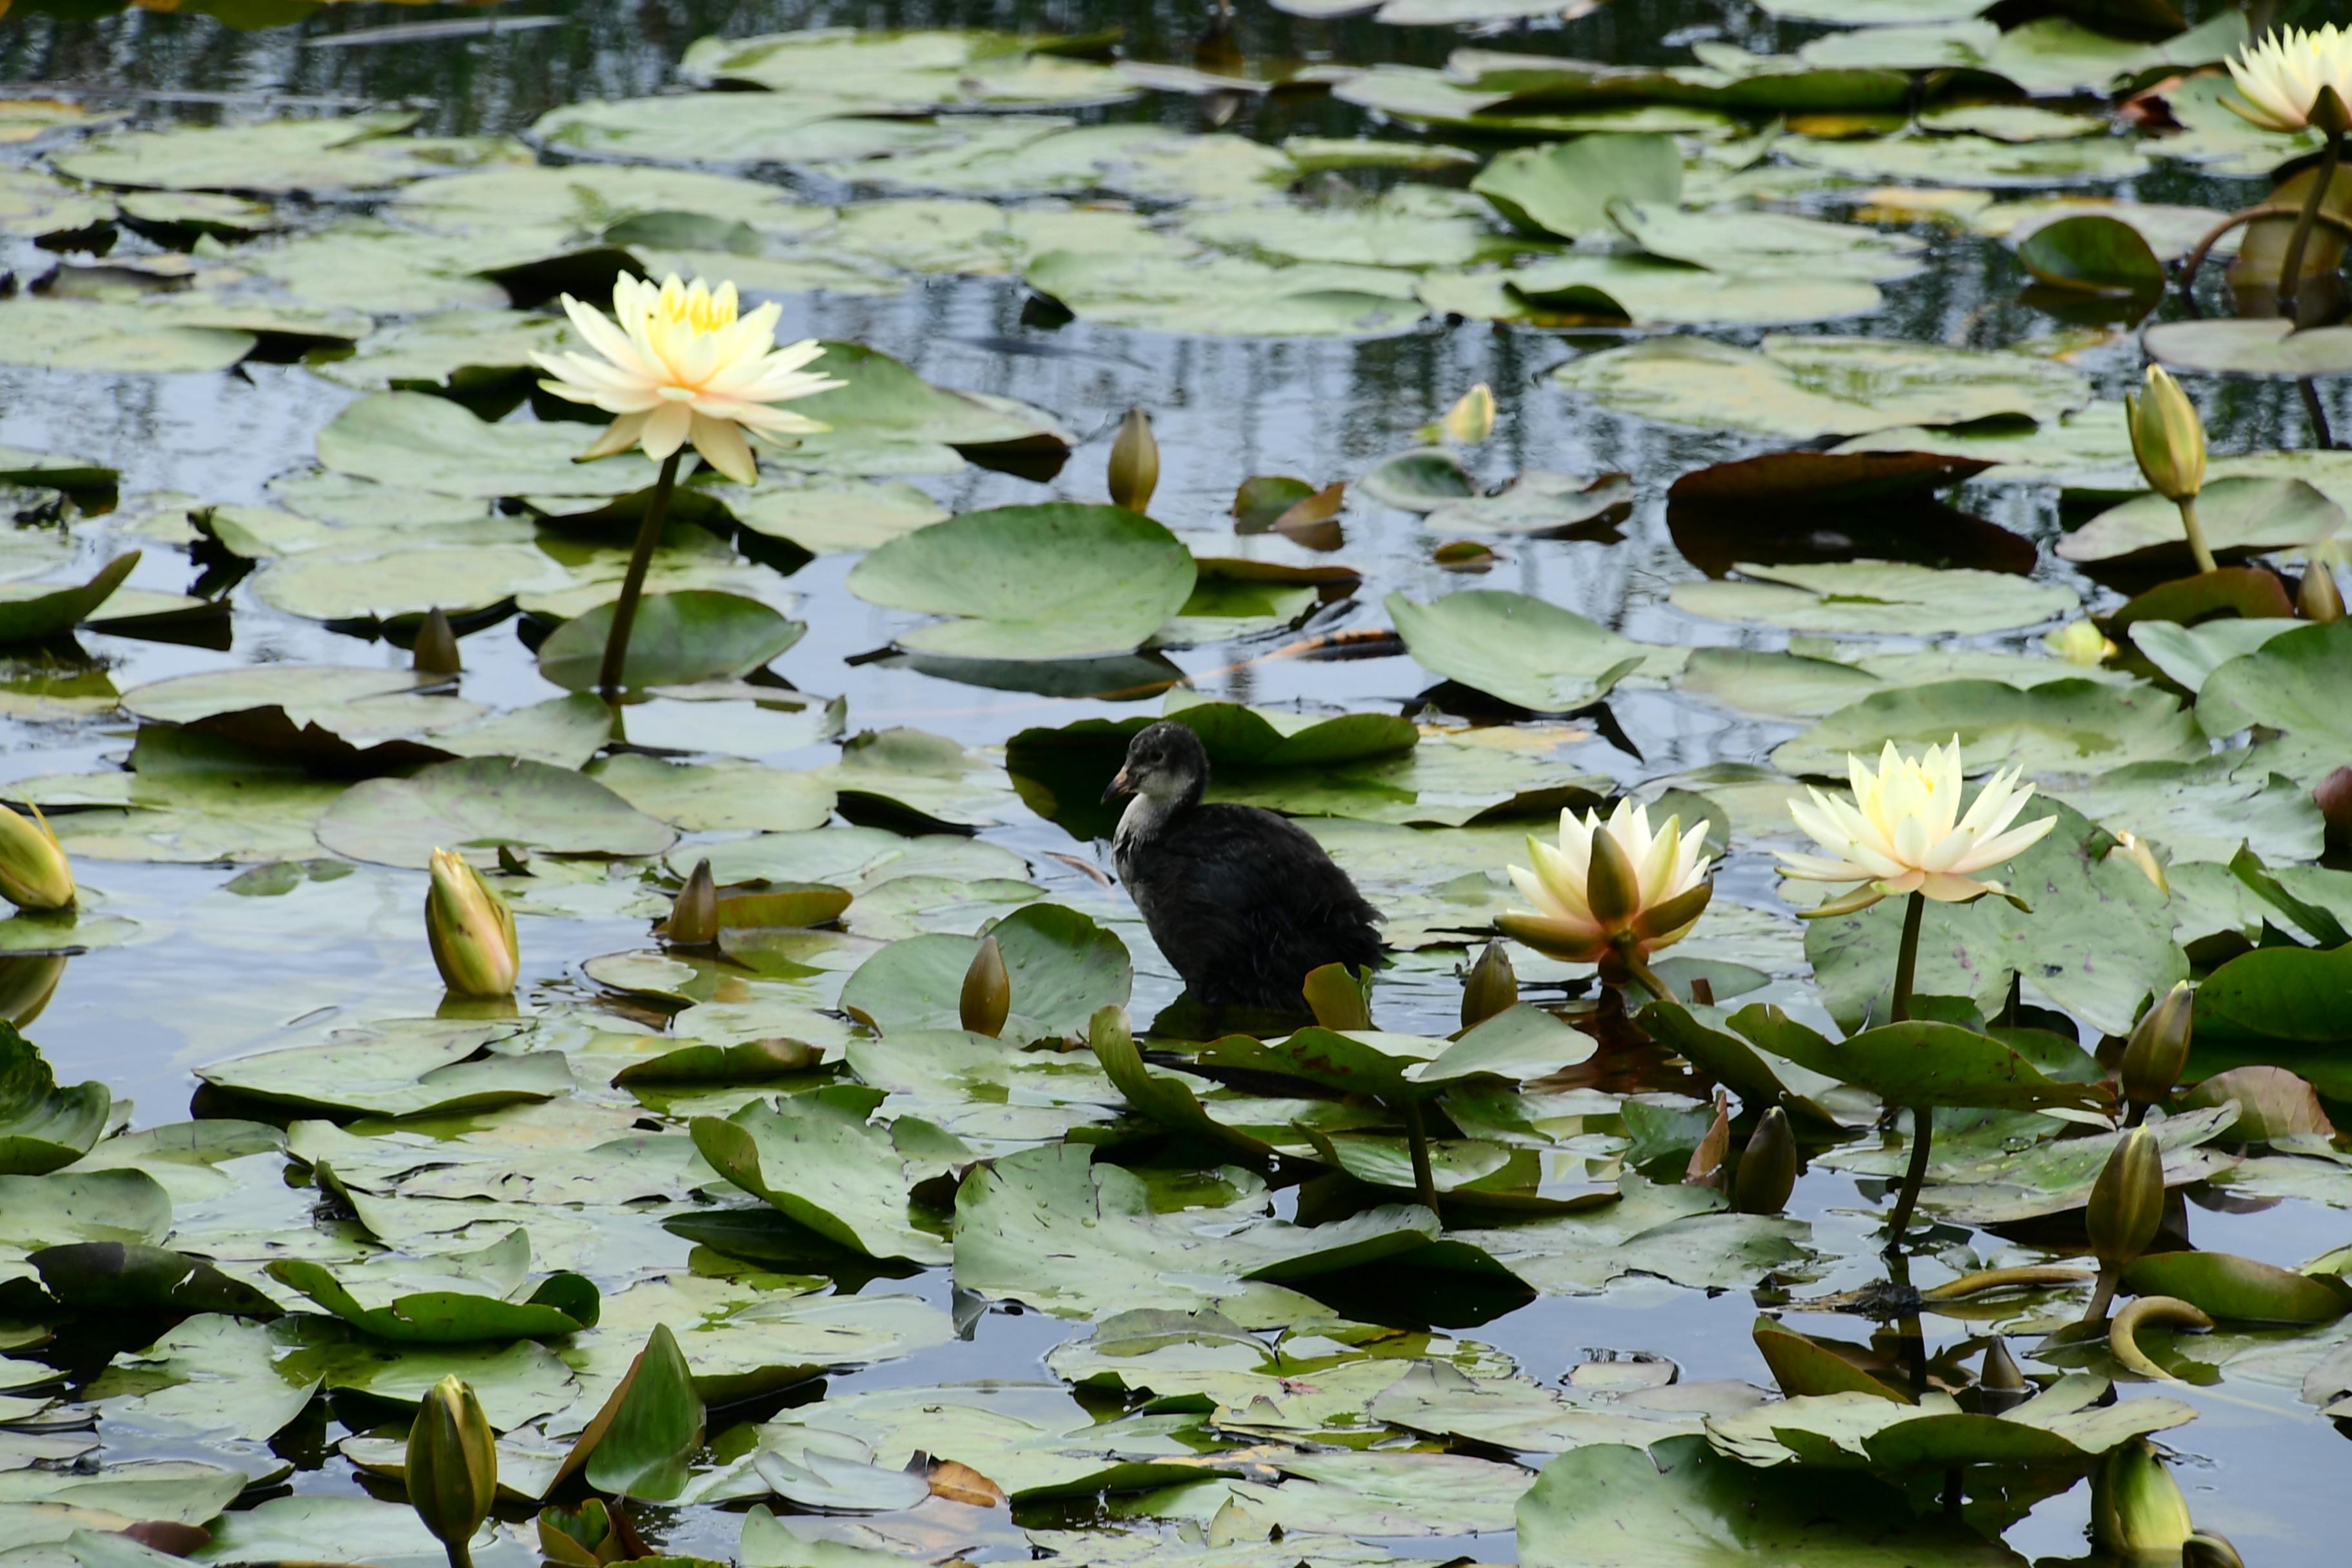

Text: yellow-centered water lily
xmin=2223 ymin=24 xmax=2352 ymax=134
xmin=533 ymin=273 xmax=842 ymax=485
xmin=0 ymin=801 xmax=73 ymax=912
xmin=426 ymin=848 xmax=519 ymax=999
xmin=1779 ymin=738 xmax=2057 ymax=917
xmin=1499 ymin=799 xmax=1712 ymax=970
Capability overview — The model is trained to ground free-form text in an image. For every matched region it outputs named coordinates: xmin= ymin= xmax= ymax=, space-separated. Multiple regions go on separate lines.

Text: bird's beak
xmin=1102 ymin=767 xmax=1133 ymax=803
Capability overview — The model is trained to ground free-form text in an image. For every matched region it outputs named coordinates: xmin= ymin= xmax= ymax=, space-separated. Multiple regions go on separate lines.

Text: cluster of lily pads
xmin=2 ymin=2 xmax=2352 ymax=1567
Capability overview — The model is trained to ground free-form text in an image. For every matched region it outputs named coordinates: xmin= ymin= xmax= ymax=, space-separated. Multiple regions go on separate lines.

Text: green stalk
xmin=2176 ymin=495 xmax=2219 ymax=578
xmin=1884 ymin=891 xmax=1931 ymax=1251
xmin=598 ymin=451 xmax=683 ymax=696
xmin=1401 ymin=1099 xmax=1440 ymax=1217
xmin=2278 ymin=127 xmax=2345 ymax=328
xmin=444 ymin=1542 xmax=474 ymax=1568
xmin=1615 ymin=941 xmax=1681 ymax=1006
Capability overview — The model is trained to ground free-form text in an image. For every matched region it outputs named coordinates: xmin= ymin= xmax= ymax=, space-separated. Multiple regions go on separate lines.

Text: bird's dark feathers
xmin=1109 ymin=723 xmax=1383 ymax=1012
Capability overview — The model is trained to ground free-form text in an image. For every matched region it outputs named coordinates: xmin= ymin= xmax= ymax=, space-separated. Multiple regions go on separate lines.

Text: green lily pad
xmin=53 ymin=112 xmax=525 ymax=195
xmin=537 ymin=591 xmax=805 ymax=693
xmin=197 ymin=1019 xmax=574 ymax=1119
xmin=1554 ymin=335 xmax=2087 ymax=439
xmin=316 ymin=756 xmax=677 ymax=868
xmin=1706 ymin=1374 xmax=2193 ymax=1471
xmin=122 ymin=665 xmax=481 ymax=738
xmin=14 ymin=729 xmax=348 ymax=865
xmin=0 ymin=299 xmax=254 ymax=374
xmin=1772 ymin=678 xmax=2202 ymax=779
xmin=0 ymin=1168 xmax=170 ymax=1249
xmin=310 ymin=309 xmax=583 ymax=394
xmin=1024 ymin=245 xmax=1426 ymax=337
xmin=1197 ymin=1005 xmax=1596 ymax=1106
xmin=1609 ymin=202 xmax=1923 ymax=283
xmin=267 ymin=1234 xmax=598 ymax=1344
xmin=2016 ymin=213 xmax=2163 ymax=296
xmin=2145 ymin=319 xmax=2352 ymax=380
xmin=2119 ymin=1251 xmax=2346 ymax=1326
xmin=1358 ymin=449 xmax=1473 ymax=511
xmin=691 ymin=1086 xmax=956 ymax=1265
xmin=2059 ymin=478 xmax=2343 ymax=565
xmin=730 ymin=480 xmax=948 ymax=556
xmin=0 ymin=554 xmax=139 ymax=645
xmin=0 ymin=1025 xmax=106 ymax=1175
xmin=1676 ymin=562 xmax=2076 ymax=636
xmin=678 ymin=27 xmax=1130 ymax=107
xmin=1678 ymin=646 xmax=2128 ymax=722
xmin=2048 ymin=754 xmax=2322 ymax=865
xmin=2127 ymin=618 xmax=2300 ymax=694
xmin=318 ymin=393 xmax=665 ymax=500
xmin=1728 ymin=1006 xmax=2108 ymax=1113
xmin=839 ymin=903 xmax=1131 ymax=1041
xmin=27 ymin=1241 xmax=280 ymax=1318
xmin=1387 ymin=589 xmax=1681 ymax=710
xmin=847 ymin=503 xmax=1195 ymax=660
xmin=583 ymin=754 xmax=834 ymax=834
xmin=2197 ymin=621 xmax=2352 ymax=782
xmin=1472 ymin=134 xmax=1681 ymax=238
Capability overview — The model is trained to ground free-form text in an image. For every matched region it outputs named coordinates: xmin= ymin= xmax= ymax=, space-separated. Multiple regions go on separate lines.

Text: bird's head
xmin=1104 ymin=720 xmax=1209 ymax=807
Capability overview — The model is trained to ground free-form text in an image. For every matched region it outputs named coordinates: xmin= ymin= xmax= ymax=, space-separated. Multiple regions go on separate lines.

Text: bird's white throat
xmin=1114 ymin=787 xmax=1183 ymax=853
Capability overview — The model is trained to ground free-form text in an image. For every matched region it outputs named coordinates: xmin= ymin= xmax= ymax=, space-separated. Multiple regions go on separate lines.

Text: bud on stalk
xmin=407 ymin=1374 xmax=496 ymax=1568
xmin=2301 ymin=557 xmax=2346 ymax=623
xmin=1732 ymin=1106 xmax=1796 ymax=1215
xmin=2126 ymin=366 xmax=2207 ymax=505
xmin=2090 ymin=1439 xmax=2193 ymax=1558
xmin=1977 ymin=1338 xmax=2026 ymax=1415
xmin=2119 ymin=982 xmax=2192 ymax=1124
xmin=2083 ymin=1126 xmax=2164 ymax=1322
xmin=413 ymin=607 xmax=463 ymax=675
xmin=1107 ymin=409 xmax=1159 ymax=514
xmin=961 ymin=934 xmax=1010 ymax=1037
xmin=666 ymin=859 xmax=718 ymax=947
xmin=426 ymin=848 xmax=519 ymax=999
xmin=2184 ymin=1533 xmax=2246 ymax=1568
xmin=1460 ymin=941 xmax=1516 ymax=1030
xmin=0 ymin=801 xmax=73 ymax=912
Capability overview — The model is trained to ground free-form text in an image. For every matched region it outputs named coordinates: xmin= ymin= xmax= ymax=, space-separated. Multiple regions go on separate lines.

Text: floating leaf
xmin=0 ymin=1024 xmax=107 ymax=1175
xmin=1730 ymin=1005 xmax=2108 ymax=1113
xmin=317 ymin=756 xmax=678 ymax=868
xmin=537 ymin=591 xmax=805 ymax=692
xmin=839 ymin=903 xmax=1132 ymax=1042
xmin=1675 ymin=562 xmax=2077 ymax=636
xmin=691 ymin=1086 xmax=954 ymax=1265
xmin=1387 ymin=589 xmax=1679 ymax=711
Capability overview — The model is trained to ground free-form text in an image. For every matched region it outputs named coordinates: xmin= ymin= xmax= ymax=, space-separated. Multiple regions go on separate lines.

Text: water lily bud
xmin=1978 ymin=1338 xmax=2026 ymax=1415
xmin=2043 ymin=620 xmax=2116 ymax=665
xmin=2120 ymin=982 xmax=2193 ymax=1117
xmin=2086 ymin=1126 xmax=2165 ymax=1273
xmin=1108 ymin=408 xmax=1159 ymax=514
xmin=2317 ymin=767 xmax=2352 ymax=850
xmin=1460 ymin=941 xmax=1517 ymax=1030
xmin=2317 ymin=84 xmax=2352 ymax=141
xmin=1440 ymin=384 xmax=1496 ymax=445
xmin=426 ymin=848 xmax=518 ymax=999
xmin=2184 ymin=1532 xmax=2246 ymax=1568
xmin=1583 ymin=827 xmax=1643 ymax=930
xmin=2090 ymin=1439 xmax=2193 ymax=1558
xmin=413 ymin=607 xmax=462 ymax=675
xmin=667 ymin=859 xmax=718 ymax=947
xmin=961 ymin=934 xmax=1010 ymax=1037
xmin=1685 ymin=1091 xmax=1730 ymax=1193
xmin=2301 ymin=560 xmax=2345 ymax=623
xmin=2126 ymin=366 xmax=2206 ymax=504
xmin=1732 ymin=1106 xmax=1797 ymax=1215
xmin=0 ymin=801 xmax=73 ymax=913
xmin=407 ymin=1373 xmax=496 ymax=1568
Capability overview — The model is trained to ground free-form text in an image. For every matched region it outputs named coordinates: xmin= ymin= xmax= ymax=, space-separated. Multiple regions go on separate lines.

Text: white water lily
xmin=1499 ymin=799 xmax=1712 ymax=966
xmin=533 ymin=273 xmax=841 ymax=485
xmin=1779 ymin=738 xmax=2057 ymax=917
xmin=2223 ymin=24 xmax=2352 ymax=133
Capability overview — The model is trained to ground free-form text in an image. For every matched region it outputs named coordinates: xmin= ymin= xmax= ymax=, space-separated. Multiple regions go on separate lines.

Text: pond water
xmin=0 ymin=0 xmax=2349 ymax=1564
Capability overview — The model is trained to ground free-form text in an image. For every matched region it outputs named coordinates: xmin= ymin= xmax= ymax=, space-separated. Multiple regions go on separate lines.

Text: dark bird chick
xmin=1103 ymin=720 xmax=1382 ymax=1012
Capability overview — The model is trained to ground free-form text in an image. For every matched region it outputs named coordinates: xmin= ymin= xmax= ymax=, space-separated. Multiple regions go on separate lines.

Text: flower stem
xmin=2081 ymin=1268 xmax=2118 ymax=1327
xmin=598 ymin=451 xmax=683 ymax=697
xmin=1884 ymin=890 xmax=1931 ymax=1252
xmin=1890 ymin=890 xmax=1925 ymax=1024
xmin=2175 ymin=496 xmax=2219 ymax=577
xmin=443 ymin=1540 xmax=474 ymax=1568
xmin=1401 ymin=1099 xmax=1440 ymax=1218
xmin=2278 ymin=128 xmax=2345 ymax=328
xmin=1615 ymin=941 xmax=1681 ymax=1006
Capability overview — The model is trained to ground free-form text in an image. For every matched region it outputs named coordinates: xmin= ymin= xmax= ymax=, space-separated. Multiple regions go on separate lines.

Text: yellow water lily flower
xmin=1499 ymin=799 xmax=1713 ymax=967
xmin=2222 ymin=24 xmax=2352 ymax=134
xmin=1779 ymin=738 xmax=2057 ymax=917
xmin=533 ymin=273 xmax=842 ymax=485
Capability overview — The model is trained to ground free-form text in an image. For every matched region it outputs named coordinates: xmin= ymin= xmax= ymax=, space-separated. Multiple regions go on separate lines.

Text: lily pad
xmin=2059 ymin=478 xmax=2343 ymax=565
xmin=2145 ymin=319 xmax=2352 ymax=380
xmin=316 ymin=756 xmax=677 ymax=868
xmin=1472 ymin=134 xmax=1682 ymax=239
xmin=0 ymin=1025 xmax=107 ymax=1176
xmin=1554 ymin=335 xmax=2087 ymax=439
xmin=839 ymin=903 xmax=1131 ymax=1041
xmin=53 ymin=112 xmax=525 ymax=195
xmin=2016 ymin=213 xmax=2163 ymax=296
xmin=537 ymin=592 xmax=805 ymax=692
xmin=1676 ymin=562 xmax=2076 ymax=636
xmin=1387 ymin=589 xmax=1680 ymax=711
xmin=2197 ymin=621 xmax=2352 ymax=781
xmin=318 ymin=393 xmax=665 ymax=500
xmin=847 ymin=503 xmax=1194 ymax=660
xmin=691 ymin=1086 xmax=955 ymax=1265
xmin=1728 ymin=1006 xmax=2108 ymax=1114
xmin=1772 ymin=679 xmax=2202 ymax=780
xmin=197 ymin=1019 xmax=574 ymax=1119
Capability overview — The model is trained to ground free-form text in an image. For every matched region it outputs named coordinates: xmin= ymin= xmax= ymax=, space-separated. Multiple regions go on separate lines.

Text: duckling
xmin=1103 ymin=720 xmax=1382 ymax=1011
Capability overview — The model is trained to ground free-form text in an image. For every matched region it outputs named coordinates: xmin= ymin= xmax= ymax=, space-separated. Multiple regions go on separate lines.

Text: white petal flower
xmin=2223 ymin=24 xmax=2352 ymax=133
xmin=1777 ymin=737 xmax=2058 ymax=917
xmin=532 ymin=273 xmax=844 ymax=485
xmin=1499 ymin=799 xmax=1714 ymax=966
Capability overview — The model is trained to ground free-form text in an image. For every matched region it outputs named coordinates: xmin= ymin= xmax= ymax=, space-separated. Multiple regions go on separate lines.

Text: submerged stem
xmin=598 ymin=450 xmax=684 ymax=696
xmin=2176 ymin=495 xmax=2220 ymax=577
xmin=2278 ymin=129 xmax=2346 ymax=329
xmin=1401 ymin=1099 xmax=1440 ymax=1218
xmin=1885 ymin=1105 xmax=1935 ymax=1253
